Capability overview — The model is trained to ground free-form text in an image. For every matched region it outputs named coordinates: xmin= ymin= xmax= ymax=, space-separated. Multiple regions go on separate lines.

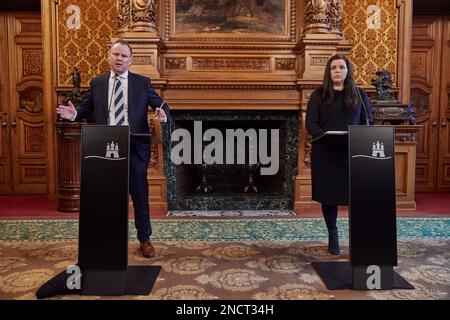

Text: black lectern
xmin=36 ymin=125 xmax=160 ymax=298
xmin=79 ymin=125 xmax=160 ymax=295
xmin=312 ymin=125 xmax=413 ymax=290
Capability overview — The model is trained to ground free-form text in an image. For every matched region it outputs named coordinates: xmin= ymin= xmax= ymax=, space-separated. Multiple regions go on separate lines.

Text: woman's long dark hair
xmin=321 ymin=54 xmax=359 ymax=108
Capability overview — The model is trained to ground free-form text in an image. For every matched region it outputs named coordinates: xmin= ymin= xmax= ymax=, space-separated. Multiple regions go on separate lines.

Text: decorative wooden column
xmin=116 ymin=0 xmax=161 ymax=78
xmin=55 ymin=68 xmax=85 ymax=212
xmin=55 ymin=121 xmax=82 ymax=212
xmin=298 ymin=0 xmax=351 ymax=80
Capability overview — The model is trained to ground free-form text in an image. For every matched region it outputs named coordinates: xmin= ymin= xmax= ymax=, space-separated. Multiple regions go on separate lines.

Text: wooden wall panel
xmin=437 ymin=16 xmax=450 ymax=191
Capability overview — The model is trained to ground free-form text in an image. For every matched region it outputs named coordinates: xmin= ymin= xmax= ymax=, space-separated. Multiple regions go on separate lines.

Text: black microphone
xmin=107 ymin=74 xmax=118 ymax=124
xmin=348 ymin=75 xmax=370 ymax=126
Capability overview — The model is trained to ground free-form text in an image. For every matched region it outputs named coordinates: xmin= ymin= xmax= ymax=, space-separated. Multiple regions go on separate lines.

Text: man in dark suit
xmin=57 ymin=39 xmax=169 ymax=258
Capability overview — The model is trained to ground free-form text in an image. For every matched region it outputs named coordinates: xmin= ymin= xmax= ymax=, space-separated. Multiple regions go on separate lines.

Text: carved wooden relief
xmin=25 ymin=125 xmax=45 ymax=153
xmin=22 ymin=49 xmax=43 ymax=76
xmin=303 ymin=135 xmax=312 ymax=169
xmin=328 ymin=0 xmax=343 ymax=35
xmin=304 ymin=0 xmax=329 ymax=33
xmin=131 ymin=0 xmax=158 ymax=32
xmin=410 ymin=88 xmax=429 ymax=116
xmin=165 ymin=57 xmax=186 ymax=70
xmin=117 ymin=0 xmax=131 ymax=32
xmin=411 ymin=52 xmax=427 ymax=80
xmin=117 ymin=0 xmax=158 ymax=33
xmin=191 ymin=57 xmax=270 ymax=71
xmin=275 ymin=58 xmax=296 ymax=70
xmin=133 ymin=55 xmax=152 ymax=65
xmin=20 ymin=89 xmax=43 ymax=113
xmin=310 ymin=56 xmax=329 ymax=66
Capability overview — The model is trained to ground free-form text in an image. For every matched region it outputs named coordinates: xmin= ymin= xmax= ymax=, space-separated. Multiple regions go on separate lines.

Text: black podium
xmin=312 ymin=126 xmax=413 ymax=290
xmin=36 ymin=125 xmax=160 ymax=298
xmin=78 ymin=125 xmax=160 ymax=295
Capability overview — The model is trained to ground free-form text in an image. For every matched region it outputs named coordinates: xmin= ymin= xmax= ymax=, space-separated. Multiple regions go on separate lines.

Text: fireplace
xmin=163 ymin=110 xmax=299 ymax=210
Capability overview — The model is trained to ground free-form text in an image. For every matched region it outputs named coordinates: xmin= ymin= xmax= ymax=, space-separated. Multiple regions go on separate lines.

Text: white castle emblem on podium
xmin=372 ymin=141 xmax=385 ymax=158
xmin=105 ymin=141 xmax=120 ymax=158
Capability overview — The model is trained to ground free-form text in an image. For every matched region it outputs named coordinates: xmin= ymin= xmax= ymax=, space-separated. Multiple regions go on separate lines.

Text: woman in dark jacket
xmin=306 ymin=54 xmax=372 ymax=255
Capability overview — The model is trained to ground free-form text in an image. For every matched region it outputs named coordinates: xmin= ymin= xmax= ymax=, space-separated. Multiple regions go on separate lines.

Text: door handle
xmin=11 ymin=120 xmax=16 ymax=128
xmin=1 ymin=113 xmax=7 ymax=127
xmin=441 ymin=120 xmax=447 ymax=128
xmin=431 ymin=120 xmax=437 ymax=128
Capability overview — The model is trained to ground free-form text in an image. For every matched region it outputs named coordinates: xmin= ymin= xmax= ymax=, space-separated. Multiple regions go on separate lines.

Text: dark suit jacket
xmin=75 ymin=71 xmax=170 ymax=161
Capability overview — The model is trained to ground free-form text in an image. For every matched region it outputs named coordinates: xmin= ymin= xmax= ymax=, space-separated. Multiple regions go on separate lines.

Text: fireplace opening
xmin=163 ymin=110 xmax=298 ymax=210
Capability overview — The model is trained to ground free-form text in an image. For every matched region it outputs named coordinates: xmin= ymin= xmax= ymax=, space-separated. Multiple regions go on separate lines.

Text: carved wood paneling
xmin=191 ymin=57 xmax=271 ymax=71
xmin=22 ymin=166 xmax=46 ymax=182
xmin=22 ymin=49 xmax=43 ymax=76
xmin=437 ymin=16 xmax=450 ymax=191
xmin=165 ymin=57 xmax=186 ymax=70
xmin=24 ymin=125 xmax=45 ymax=153
xmin=410 ymin=52 xmax=427 ymax=80
xmin=275 ymin=58 xmax=296 ymax=70
xmin=14 ymin=16 xmax=41 ymax=35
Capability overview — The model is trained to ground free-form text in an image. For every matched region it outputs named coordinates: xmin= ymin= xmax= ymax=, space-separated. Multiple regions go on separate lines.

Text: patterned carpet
xmin=1 ymin=217 xmax=449 ymax=241
xmin=0 ymin=217 xmax=449 ymax=300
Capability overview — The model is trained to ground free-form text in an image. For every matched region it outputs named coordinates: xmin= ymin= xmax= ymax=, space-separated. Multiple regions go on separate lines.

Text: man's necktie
xmin=113 ymin=76 xmax=125 ymax=125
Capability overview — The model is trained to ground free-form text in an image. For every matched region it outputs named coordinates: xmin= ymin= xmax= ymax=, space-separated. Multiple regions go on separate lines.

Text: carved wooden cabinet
xmin=394 ymin=125 xmax=421 ymax=210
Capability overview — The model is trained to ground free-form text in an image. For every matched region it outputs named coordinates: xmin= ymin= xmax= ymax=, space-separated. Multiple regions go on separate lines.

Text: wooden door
xmin=437 ymin=16 xmax=450 ymax=192
xmin=0 ymin=13 xmax=12 ymax=193
xmin=0 ymin=12 xmax=46 ymax=194
xmin=411 ymin=15 xmax=450 ymax=192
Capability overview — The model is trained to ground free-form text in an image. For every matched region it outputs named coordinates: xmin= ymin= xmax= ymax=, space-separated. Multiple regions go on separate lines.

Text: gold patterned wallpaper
xmin=57 ymin=0 xmax=117 ymax=86
xmin=342 ymin=0 xmax=398 ymax=86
